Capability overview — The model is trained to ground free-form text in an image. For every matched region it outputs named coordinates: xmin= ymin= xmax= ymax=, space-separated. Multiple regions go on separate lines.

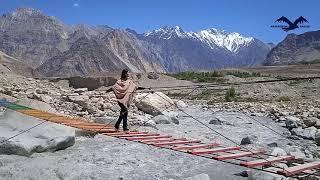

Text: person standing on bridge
xmin=106 ymin=69 xmax=147 ymax=131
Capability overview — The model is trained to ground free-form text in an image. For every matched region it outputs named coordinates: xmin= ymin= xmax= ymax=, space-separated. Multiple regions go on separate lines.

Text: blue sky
xmin=1 ymin=0 xmax=319 ymax=43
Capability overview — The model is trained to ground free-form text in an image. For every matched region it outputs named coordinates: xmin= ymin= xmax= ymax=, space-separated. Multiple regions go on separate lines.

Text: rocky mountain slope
xmin=0 ymin=8 xmax=272 ymax=77
xmin=0 ymin=51 xmax=33 ymax=76
xmin=265 ymin=30 xmax=320 ymax=65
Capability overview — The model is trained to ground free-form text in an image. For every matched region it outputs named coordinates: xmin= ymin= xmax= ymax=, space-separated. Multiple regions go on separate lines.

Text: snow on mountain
xmin=144 ymin=26 xmax=254 ymax=52
xmin=194 ymin=29 xmax=253 ymax=52
xmin=144 ymin=26 xmax=192 ymax=39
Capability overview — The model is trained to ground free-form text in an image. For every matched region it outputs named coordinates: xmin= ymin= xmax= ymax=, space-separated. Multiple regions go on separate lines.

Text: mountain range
xmin=265 ymin=30 xmax=320 ymax=65
xmin=1 ymin=8 xmax=317 ymax=77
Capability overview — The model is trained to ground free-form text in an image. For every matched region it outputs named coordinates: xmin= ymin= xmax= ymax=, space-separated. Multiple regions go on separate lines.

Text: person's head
xmin=121 ymin=69 xmax=129 ymax=80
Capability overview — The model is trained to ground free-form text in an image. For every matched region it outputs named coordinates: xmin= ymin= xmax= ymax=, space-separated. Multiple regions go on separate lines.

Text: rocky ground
xmin=0 ymin=70 xmax=320 ymax=179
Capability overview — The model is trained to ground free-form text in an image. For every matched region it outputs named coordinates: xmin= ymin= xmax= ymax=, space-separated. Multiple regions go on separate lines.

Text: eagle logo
xmin=274 ymin=16 xmax=309 ymax=31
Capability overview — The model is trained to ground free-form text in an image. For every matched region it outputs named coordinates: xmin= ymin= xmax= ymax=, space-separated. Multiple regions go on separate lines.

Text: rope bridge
xmin=0 ymin=99 xmax=319 ymax=178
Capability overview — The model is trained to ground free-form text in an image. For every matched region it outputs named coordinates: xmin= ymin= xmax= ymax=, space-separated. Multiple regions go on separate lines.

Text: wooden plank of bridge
xmin=191 ymin=146 xmax=241 ymax=155
xmin=240 ymin=155 xmax=295 ymax=168
xmin=172 ymin=143 xmax=220 ymax=151
xmin=17 ymin=109 xmax=49 ymax=114
xmin=71 ymin=125 xmax=113 ymax=129
xmin=84 ymin=129 xmax=117 ymax=133
xmin=141 ymin=138 xmax=187 ymax=144
xmin=277 ymin=161 xmax=320 ymax=176
xmin=103 ymin=131 xmax=146 ymax=136
xmin=112 ymin=133 xmax=161 ymax=138
xmin=212 ymin=150 xmax=265 ymax=160
xmin=153 ymin=140 xmax=201 ymax=146
xmin=126 ymin=135 xmax=172 ymax=141
xmin=63 ymin=122 xmax=106 ymax=126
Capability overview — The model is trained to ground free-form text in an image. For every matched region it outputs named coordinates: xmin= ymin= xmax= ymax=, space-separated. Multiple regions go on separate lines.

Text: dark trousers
xmin=115 ymin=102 xmax=128 ymax=130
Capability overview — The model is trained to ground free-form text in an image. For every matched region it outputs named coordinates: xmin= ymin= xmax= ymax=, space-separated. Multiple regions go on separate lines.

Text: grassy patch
xmin=225 ymin=71 xmax=262 ymax=78
xmin=167 ymin=71 xmax=226 ymax=83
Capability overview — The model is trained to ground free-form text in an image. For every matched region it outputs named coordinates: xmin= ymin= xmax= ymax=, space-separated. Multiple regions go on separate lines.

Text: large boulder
xmin=135 ymin=92 xmax=174 ymax=116
xmin=68 ymin=95 xmax=89 ymax=107
xmin=0 ymin=109 xmax=75 ymax=156
xmin=151 ymin=115 xmax=179 ymax=125
xmin=285 ymin=116 xmax=302 ymax=130
xmin=291 ymin=127 xmax=317 ymax=140
xmin=303 ymin=117 xmax=318 ymax=127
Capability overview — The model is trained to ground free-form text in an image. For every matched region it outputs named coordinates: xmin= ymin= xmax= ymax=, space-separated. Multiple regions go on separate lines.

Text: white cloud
xmin=73 ymin=3 xmax=79 ymax=7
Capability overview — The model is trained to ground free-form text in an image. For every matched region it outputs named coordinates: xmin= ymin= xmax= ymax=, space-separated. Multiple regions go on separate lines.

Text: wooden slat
xmin=142 ymin=138 xmax=187 ymax=143
xmin=88 ymin=129 xmax=117 ymax=133
xmin=71 ymin=125 xmax=113 ymax=129
xmin=191 ymin=146 xmax=240 ymax=155
xmin=103 ymin=131 xmax=147 ymax=136
xmin=240 ymin=155 xmax=295 ymax=167
xmin=277 ymin=161 xmax=320 ymax=176
xmin=212 ymin=150 xmax=265 ymax=160
xmin=113 ymin=133 xmax=161 ymax=138
xmin=126 ymin=135 xmax=172 ymax=141
xmin=63 ymin=123 xmax=105 ymax=126
xmin=153 ymin=140 xmax=201 ymax=146
xmin=77 ymin=128 xmax=115 ymax=132
xmin=172 ymin=143 xmax=220 ymax=151
xmin=16 ymin=109 xmax=43 ymax=113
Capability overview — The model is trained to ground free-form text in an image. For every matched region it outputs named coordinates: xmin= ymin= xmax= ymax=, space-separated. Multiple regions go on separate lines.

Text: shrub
xmin=225 ymin=87 xmax=236 ymax=102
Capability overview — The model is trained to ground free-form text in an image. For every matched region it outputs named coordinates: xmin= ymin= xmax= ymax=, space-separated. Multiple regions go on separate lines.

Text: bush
xmin=225 ymin=87 xmax=236 ymax=102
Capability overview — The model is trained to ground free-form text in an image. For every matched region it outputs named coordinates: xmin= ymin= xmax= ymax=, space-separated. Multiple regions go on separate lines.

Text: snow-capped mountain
xmin=194 ymin=29 xmax=253 ymax=52
xmin=142 ymin=26 xmax=272 ymax=71
xmin=144 ymin=26 xmax=255 ymax=53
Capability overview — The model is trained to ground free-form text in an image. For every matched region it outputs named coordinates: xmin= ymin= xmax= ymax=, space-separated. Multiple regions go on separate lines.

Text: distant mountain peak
xmin=144 ymin=26 xmax=254 ymax=52
xmin=194 ymin=29 xmax=253 ymax=52
xmin=144 ymin=25 xmax=190 ymax=39
xmin=12 ymin=7 xmax=43 ymax=17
